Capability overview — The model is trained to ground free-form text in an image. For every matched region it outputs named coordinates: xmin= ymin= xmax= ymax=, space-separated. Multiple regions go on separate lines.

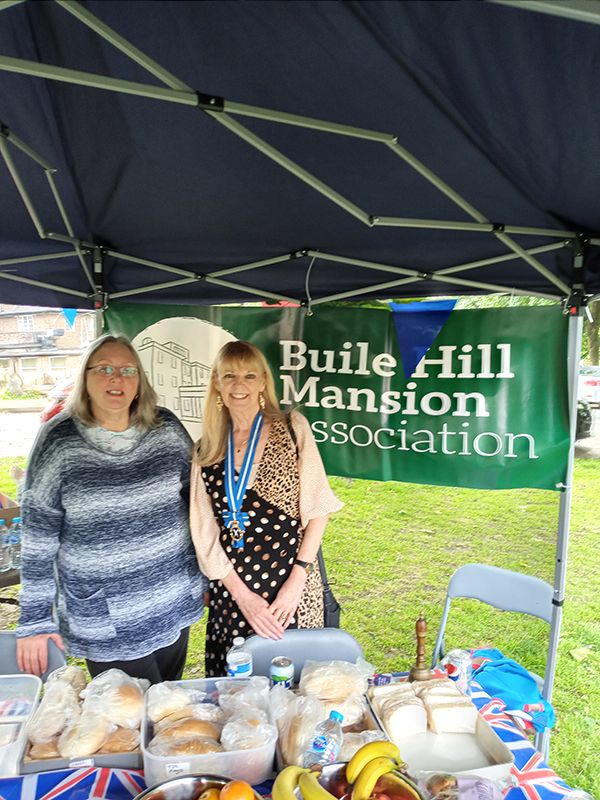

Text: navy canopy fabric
xmin=1 ymin=0 xmax=599 ymax=309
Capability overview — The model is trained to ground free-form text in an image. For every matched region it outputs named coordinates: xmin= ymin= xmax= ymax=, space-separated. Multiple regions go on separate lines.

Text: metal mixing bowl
xmin=134 ymin=775 xmax=265 ymax=800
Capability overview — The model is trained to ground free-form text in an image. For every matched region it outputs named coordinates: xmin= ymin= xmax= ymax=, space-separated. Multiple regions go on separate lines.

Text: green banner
xmin=105 ymin=303 xmax=570 ymax=491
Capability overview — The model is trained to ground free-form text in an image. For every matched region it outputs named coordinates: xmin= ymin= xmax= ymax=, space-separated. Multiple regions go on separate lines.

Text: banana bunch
xmin=273 ymin=766 xmax=312 ymax=800
xmin=346 ymin=741 xmax=425 ymax=800
xmin=273 ymin=741 xmax=425 ymax=800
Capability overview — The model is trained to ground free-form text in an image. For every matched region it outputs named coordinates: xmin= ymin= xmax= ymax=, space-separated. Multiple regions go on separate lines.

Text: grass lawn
xmin=1 ymin=456 xmax=598 ymax=792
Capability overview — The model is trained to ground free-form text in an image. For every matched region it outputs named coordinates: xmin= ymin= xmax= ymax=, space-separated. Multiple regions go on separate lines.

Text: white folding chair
xmin=245 ymin=628 xmax=364 ymax=683
xmin=431 ymin=563 xmax=554 ymax=761
xmin=0 ymin=631 xmax=67 ymax=683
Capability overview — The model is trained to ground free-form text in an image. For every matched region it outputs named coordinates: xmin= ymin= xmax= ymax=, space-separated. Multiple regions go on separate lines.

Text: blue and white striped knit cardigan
xmin=16 ymin=408 xmax=208 ymax=662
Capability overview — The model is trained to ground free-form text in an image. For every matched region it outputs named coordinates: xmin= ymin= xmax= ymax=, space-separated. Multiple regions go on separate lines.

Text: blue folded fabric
xmin=471 ymin=648 xmax=555 ymax=731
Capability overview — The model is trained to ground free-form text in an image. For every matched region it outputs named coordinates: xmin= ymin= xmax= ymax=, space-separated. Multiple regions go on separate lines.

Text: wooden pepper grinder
xmin=408 ymin=612 xmax=432 ymax=682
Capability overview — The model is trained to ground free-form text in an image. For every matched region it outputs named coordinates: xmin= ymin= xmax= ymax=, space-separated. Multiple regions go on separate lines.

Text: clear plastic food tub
xmin=0 ymin=674 xmax=42 ymax=777
xmin=142 ymin=678 xmax=277 ymax=789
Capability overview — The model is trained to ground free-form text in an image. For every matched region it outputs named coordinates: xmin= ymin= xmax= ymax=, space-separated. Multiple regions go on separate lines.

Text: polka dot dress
xmin=202 ymin=417 xmax=324 ymax=676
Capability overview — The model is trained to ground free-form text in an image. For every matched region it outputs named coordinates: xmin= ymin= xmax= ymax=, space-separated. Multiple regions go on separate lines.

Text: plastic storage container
xmin=142 ymin=678 xmax=277 ymax=789
xmin=0 ymin=674 xmax=42 ymax=777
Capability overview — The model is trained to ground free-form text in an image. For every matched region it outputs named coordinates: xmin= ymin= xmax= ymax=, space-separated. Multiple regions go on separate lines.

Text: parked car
xmin=577 ymin=397 xmax=595 ymax=440
xmin=579 ymin=366 xmax=600 ymax=407
xmin=39 ymin=378 xmax=74 ymax=423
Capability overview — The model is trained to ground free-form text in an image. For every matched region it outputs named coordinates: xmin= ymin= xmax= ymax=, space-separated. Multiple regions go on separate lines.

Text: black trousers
xmin=86 ymin=627 xmax=190 ymax=684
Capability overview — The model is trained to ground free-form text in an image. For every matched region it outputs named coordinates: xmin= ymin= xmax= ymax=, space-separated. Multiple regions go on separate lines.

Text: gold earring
xmin=216 ymin=394 xmax=223 ymax=411
xmin=259 ymin=393 xmax=266 ymax=410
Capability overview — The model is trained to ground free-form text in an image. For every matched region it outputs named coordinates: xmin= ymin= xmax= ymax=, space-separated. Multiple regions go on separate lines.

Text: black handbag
xmin=286 ymin=414 xmax=342 ymax=628
xmin=318 ymin=546 xmax=341 ymax=628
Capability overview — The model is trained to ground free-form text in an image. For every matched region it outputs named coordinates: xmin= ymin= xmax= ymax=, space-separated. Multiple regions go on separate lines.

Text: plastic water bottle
xmin=303 ymin=710 xmax=344 ymax=767
xmin=9 ymin=517 xmax=21 ymax=570
xmin=0 ymin=520 xmax=10 ymax=572
xmin=226 ymin=636 xmax=253 ymax=677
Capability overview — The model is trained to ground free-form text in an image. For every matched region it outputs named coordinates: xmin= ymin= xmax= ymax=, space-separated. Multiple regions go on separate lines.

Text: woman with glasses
xmin=16 ymin=334 xmax=208 ymax=683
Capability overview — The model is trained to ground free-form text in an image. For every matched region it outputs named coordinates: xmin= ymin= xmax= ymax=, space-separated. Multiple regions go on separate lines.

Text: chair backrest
xmin=0 ymin=631 xmax=67 ymax=682
xmin=431 ymin=563 xmax=554 ymax=670
xmin=245 ymin=628 xmax=364 ymax=682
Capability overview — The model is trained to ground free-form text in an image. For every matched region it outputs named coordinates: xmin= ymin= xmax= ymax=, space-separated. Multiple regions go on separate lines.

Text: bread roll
xmin=28 ymin=739 xmax=60 ymax=760
xmin=155 ymin=718 xmax=221 ymax=741
xmin=104 ymin=684 xmax=144 ymax=729
xmin=58 ymin=713 xmax=112 ymax=758
xmin=99 ymin=727 xmax=140 ymax=754
xmin=148 ymin=735 xmax=225 ymax=757
xmin=147 ymin=682 xmax=193 ymax=723
xmin=29 ymin=681 xmax=81 ymax=743
xmin=52 ymin=665 xmax=87 ymax=696
xmin=301 ymin=668 xmax=366 ymax=702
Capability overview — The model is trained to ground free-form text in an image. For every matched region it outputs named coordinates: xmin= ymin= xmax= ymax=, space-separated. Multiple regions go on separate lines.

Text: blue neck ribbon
xmin=223 ymin=412 xmax=264 ymax=549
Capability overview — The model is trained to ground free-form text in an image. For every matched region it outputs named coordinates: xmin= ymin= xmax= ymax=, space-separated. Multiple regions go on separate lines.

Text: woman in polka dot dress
xmin=190 ymin=341 xmax=343 ymax=676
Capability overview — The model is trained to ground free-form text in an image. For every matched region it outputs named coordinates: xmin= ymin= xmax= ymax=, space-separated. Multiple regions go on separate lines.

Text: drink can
xmin=444 ymin=649 xmax=473 ymax=695
xmin=270 ymin=656 xmax=294 ymax=689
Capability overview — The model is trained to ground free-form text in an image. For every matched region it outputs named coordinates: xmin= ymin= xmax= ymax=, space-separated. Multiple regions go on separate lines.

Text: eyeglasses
xmin=87 ymin=365 xmax=139 ymax=378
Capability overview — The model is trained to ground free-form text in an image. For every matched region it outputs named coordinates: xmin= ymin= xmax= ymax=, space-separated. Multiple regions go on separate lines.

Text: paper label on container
xmin=69 ymin=759 xmax=95 ymax=768
xmin=166 ymin=762 xmax=190 ymax=776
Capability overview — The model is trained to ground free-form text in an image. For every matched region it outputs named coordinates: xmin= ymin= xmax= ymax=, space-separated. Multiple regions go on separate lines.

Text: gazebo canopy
xmin=0 ymin=0 xmax=599 ymax=310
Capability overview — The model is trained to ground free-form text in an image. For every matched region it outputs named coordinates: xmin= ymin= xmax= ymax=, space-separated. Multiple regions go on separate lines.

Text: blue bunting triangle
xmin=61 ymin=308 xmax=78 ymax=328
xmin=389 ymin=300 xmax=457 ymax=379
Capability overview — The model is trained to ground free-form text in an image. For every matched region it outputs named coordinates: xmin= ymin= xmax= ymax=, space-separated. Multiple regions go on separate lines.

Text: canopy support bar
xmin=109 ymin=278 xmax=199 ymax=300
xmin=208 ymin=111 xmax=371 ymax=225
xmin=0 ymin=120 xmax=56 ymax=171
xmin=0 ymin=251 xmax=76 ymax=267
xmin=373 ymin=216 xmax=575 ymax=239
xmin=0 ymin=269 xmax=87 ymax=297
xmin=0 ymin=136 xmax=46 ymax=238
xmin=494 ymin=232 xmax=570 ymax=294
xmin=55 ymin=0 xmax=192 ymax=92
xmin=45 ymin=171 xmax=95 ymax=291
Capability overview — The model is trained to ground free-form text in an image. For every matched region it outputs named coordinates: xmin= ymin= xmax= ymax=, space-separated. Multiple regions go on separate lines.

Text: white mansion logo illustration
xmin=133 ymin=317 xmax=236 ymax=441
xmin=137 ymin=338 xmax=210 ymax=424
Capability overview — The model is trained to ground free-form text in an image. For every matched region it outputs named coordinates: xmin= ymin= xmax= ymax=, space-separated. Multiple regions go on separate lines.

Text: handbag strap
xmin=285 ymin=413 xmax=331 ymax=587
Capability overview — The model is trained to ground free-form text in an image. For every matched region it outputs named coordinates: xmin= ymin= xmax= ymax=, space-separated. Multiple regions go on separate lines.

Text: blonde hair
xmin=65 ymin=333 xmax=162 ymax=431
xmin=196 ymin=340 xmax=282 ymax=465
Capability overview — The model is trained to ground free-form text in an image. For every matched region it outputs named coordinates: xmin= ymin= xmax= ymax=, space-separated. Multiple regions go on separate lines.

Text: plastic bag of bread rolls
xmin=58 ymin=712 xmax=114 ymax=758
xmin=277 ymin=693 xmax=326 ymax=767
xmin=46 ymin=665 xmax=87 ymax=697
xmin=28 ymin=680 xmax=81 ymax=743
xmin=299 ymin=658 xmax=374 ymax=703
xmin=153 ymin=702 xmax=225 ymax=734
xmin=323 ymin=692 xmax=368 ymax=730
xmin=148 ymin=735 xmax=224 ymax=757
xmin=217 ymin=676 xmax=270 ymax=715
xmin=80 ymin=669 xmax=147 ymax=730
xmin=220 ymin=719 xmax=277 ymax=751
xmin=146 ymin=681 xmax=195 ymax=723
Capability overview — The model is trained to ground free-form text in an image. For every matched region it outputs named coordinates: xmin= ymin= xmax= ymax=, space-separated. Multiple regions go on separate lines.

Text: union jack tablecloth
xmin=470 ymin=683 xmax=571 ymax=800
xmin=0 ymin=767 xmax=145 ymax=800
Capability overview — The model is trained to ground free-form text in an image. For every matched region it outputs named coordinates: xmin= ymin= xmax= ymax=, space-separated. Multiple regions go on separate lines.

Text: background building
xmin=0 ymin=305 xmax=96 ymax=386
